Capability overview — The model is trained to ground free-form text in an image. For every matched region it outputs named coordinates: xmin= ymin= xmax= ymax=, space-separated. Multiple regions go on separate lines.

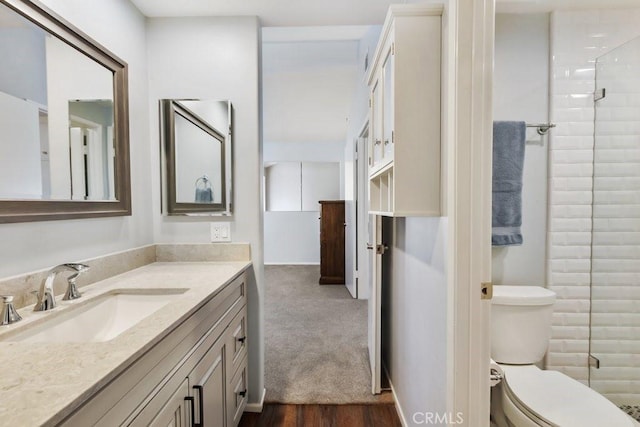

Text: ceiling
xmin=130 ymin=0 xmax=399 ymax=27
xmin=131 ymin=0 xmax=640 ymax=26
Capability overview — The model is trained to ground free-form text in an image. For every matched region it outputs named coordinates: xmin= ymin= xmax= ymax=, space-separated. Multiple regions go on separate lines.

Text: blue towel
xmin=195 ymin=187 xmax=213 ymax=203
xmin=492 ymin=121 xmax=526 ymax=246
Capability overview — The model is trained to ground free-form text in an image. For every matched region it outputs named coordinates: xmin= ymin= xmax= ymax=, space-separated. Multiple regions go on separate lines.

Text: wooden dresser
xmin=319 ymin=200 xmax=345 ymax=284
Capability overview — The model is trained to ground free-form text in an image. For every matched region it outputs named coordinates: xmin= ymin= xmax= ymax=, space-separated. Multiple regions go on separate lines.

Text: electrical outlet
xmin=210 ymin=222 xmax=231 ymax=242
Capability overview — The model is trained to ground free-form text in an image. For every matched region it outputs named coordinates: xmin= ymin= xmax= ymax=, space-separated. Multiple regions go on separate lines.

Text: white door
xmin=344 ymin=139 xmax=359 ymax=298
xmin=367 ymin=214 xmax=382 ymax=394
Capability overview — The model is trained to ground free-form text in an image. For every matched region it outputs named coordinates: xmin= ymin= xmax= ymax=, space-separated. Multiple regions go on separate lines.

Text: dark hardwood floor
xmin=239 ymin=404 xmax=401 ymax=427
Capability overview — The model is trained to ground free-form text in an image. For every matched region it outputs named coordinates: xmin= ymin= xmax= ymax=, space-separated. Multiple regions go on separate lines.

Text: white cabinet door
xmin=190 ymin=337 xmax=227 ymax=427
xmin=382 ymin=48 xmax=394 ymax=161
xmin=370 ymin=78 xmax=384 ymax=170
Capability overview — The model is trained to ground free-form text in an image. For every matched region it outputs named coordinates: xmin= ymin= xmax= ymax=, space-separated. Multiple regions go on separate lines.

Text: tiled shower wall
xmin=547 ymin=9 xmax=640 ymax=400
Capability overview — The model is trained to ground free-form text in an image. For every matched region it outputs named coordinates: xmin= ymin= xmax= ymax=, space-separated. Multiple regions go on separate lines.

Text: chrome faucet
xmin=1 ymin=296 xmax=22 ymax=325
xmin=34 ymin=263 xmax=90 ymax=312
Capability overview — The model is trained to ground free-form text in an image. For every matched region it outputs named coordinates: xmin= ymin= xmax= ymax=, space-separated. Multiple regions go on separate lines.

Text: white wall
xmin=264 ymin=162 xmax=302 ymax=211
xmin=492 ymin=13 xmax=549 ymax=287
xmin=45 ymin=35 xmax=114 ymax=199
xmin=384 ymin=217 xmax=448 ymax=426
xmin=263 ymin=141 xmax=343 ymax=264
xmin=0 ymin=0 xmax=152 ymax=278
xmin=262 ymin=40 xmax=359 ymax=144
xmin=264 ymin=211 xmax=321 ymax=264
xmin=146 ymin=16 xmax=264 ymax=404
xmin=0 ymin=25 xmax=47 ymax=105
xmin=0 ymin=91 xmax=42 ymax=198
xmin=546 ymin=8 xmax=640 ymax=398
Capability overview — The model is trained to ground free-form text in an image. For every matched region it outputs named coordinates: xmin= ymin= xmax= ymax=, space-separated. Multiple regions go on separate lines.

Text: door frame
xmin=368 ymin=214 xmax=382 ymax=394
xmin=445 ymin=0 xmax=494 ymax=425
xmin=355 ymin=119 xmax=370 ymax=300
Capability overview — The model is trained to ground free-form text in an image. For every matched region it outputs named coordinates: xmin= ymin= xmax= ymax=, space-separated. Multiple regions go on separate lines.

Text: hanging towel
xmin=492 ymin=121 xmax=526 ymax=246
xmin=195 ymin=187 xmax=213 ymax=203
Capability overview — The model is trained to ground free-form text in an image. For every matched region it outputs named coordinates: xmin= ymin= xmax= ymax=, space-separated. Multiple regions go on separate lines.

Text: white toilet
xmin=490 ymin=285 xmax=636 ymax=427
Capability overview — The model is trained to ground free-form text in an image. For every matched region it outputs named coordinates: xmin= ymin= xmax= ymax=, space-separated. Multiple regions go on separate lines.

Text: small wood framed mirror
xmin=161 ymin=99 xmax=233 ymax=216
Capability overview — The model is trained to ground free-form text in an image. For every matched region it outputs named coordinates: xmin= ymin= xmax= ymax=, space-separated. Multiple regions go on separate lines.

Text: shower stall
xmin=590 ymin=35 xmax=640 ymax=417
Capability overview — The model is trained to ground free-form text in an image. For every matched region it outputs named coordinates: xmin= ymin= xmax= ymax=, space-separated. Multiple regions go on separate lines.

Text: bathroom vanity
xmin=0 ymin=259 xmax=251 ymax=427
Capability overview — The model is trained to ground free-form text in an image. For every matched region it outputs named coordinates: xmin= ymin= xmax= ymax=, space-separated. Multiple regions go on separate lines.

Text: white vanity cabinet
xmin=368 ymin=5 xmax=442 ymax=217
xmin=61 ymin=271 xmax=249 ymax=427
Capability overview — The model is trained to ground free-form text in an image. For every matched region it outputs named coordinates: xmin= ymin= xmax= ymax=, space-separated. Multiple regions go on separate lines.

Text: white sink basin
xmin=3 ymin=288 xmax=188 ymax=343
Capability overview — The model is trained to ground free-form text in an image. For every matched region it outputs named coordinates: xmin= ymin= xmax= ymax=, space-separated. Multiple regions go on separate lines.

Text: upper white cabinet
xmin=368 ymin=5 xmax=442 ymax=216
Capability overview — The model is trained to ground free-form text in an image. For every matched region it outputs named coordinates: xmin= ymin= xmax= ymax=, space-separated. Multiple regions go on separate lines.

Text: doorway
xmin=260 ymin=26 xmax=389 ymax=404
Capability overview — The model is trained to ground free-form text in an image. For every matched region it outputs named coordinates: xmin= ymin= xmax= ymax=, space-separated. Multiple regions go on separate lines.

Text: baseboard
xmin=384 ymin=365 xmax=408 ymax=427
xmin=264 ymin=262 xmax=320 ymax=266
xmin=244 ymin=388 xmax=266 ymax=413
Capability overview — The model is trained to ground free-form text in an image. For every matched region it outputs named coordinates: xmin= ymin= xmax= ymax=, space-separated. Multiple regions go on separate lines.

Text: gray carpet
xmin=264 ymin=265 xmax=393 ymax=404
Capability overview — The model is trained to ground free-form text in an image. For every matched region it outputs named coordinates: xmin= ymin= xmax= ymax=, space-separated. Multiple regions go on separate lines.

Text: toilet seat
xmin=501 ymin=365 xmax=634 ymax=427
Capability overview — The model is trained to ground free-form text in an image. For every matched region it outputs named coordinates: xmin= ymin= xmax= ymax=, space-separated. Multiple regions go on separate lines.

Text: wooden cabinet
xmin=368 ymin=4 xmax=442 ymax=217
xmin=319 ymin=200 xmax=345 ymax=284
xmin=62 ymin=272 xmax=249 ymax=427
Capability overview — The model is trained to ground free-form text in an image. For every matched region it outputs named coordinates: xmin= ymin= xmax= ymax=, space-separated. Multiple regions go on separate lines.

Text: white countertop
xmin=0 ymin=261 xmax=251 ymax=426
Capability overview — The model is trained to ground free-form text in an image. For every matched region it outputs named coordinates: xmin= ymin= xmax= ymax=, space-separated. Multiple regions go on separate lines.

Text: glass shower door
xmin=590 ymin=36 xmax=640 ymax=417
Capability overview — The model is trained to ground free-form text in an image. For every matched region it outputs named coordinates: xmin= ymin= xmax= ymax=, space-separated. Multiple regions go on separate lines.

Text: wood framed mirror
xmin=161 ymin=99 xmax=233 ymax=216
xmin=0 ymin=0 xmax=130 ymax=223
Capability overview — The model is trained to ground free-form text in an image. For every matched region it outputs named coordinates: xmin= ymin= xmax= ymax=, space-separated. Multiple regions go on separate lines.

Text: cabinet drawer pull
xmin=184 ymin=396 xmax=195 ymax=427
xmin=384 ymin=139 xmax=390 ymax=145
xmin=238 ymin=389 xmax=247 ymax=398
xmin=236 ymin=336 xmax=246 ymax=344
xmin=193 ymin=385 xmax=204 ymax=427
xmin=374 ymin=139 xmax=382 ymax=145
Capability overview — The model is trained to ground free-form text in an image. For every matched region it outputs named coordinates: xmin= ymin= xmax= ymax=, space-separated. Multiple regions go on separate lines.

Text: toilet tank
xmin=491 ymin=286 xmax=556 ymax=364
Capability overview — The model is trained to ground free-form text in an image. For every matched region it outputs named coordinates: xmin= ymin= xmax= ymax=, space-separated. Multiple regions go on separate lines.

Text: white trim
xmin=244 ymin=387 xmax=266 ymax=413
xmin=384 ymin=366 xmax=408 ymax=427
xmin=355 ymin=118 xmax=370 ymax=301
xmin=263 ymin=262 xmax=320 ymax=266
xmin=446 ymin=0 xmax=494 ymax=426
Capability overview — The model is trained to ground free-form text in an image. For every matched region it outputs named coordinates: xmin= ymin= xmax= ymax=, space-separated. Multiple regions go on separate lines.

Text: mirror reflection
xmin=0 ymin=2 xmax=115 ymax=201
xmin=162 ymin=99 xmax=233 ymax=215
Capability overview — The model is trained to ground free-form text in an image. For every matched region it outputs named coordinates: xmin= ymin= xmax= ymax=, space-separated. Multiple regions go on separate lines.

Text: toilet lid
xmin=503 ymin=365 xmax=634 ymax=427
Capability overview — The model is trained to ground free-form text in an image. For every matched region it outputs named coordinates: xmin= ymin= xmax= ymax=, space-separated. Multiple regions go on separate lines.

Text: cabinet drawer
xmin=226 ymin=357 xmax=248 ymax=427
xmin=226 ymin=306 xmax=247 ymax=380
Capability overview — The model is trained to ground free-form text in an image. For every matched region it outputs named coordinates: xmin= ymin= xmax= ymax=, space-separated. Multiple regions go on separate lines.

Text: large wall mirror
xmin=0 ymin=0 xmax=130 ymax=223
xmin=161 ymin=99 xmax=233 ymax=216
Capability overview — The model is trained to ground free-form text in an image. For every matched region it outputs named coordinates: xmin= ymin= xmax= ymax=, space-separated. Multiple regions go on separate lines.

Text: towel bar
xmin=526 ymin=123 xmax=556 ymax=135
